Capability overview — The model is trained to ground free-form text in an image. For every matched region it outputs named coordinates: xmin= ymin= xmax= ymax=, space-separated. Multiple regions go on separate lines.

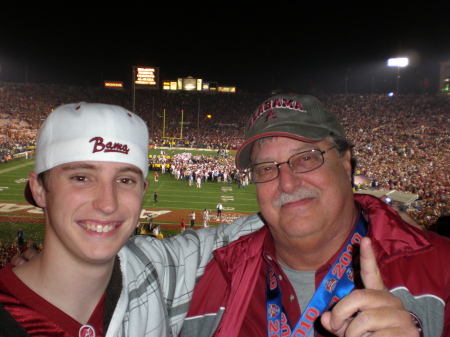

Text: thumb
xmin=320 ymin=311 xmax=350 ymax=337
xmin=360 ymin=237 xmax=385 ymax=290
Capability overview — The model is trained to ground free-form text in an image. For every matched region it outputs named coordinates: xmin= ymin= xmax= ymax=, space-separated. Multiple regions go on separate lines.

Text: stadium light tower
xmin=387 ymin=57 xmax=409 ymax=95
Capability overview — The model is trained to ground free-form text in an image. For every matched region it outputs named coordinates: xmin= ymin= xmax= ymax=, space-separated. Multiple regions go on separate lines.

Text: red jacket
xmin=181 ymin=194 xmax=450 ymax=337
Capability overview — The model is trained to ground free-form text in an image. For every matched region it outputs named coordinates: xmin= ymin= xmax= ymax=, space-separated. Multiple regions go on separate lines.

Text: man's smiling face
xmin=30 ymin=161 xmax=148 ymax=265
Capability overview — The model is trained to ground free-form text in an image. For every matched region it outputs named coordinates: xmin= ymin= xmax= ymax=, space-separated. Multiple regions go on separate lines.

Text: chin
xmin=278 ymin=217 xmax=323 ymax=238
xmin=284 ymin=228 xmax=320 ymax=240
xmin=82 ymin=246 xmax=120 ymax=264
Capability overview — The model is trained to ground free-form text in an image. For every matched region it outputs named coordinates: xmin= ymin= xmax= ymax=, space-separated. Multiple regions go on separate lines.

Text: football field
xmin=0 ymin=150 xmax=259 ymax=244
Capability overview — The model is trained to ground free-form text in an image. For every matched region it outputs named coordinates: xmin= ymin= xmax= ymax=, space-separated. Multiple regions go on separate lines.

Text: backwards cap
xmin=25 ymin=102 xmax=149 ymax=206
xmin=235 ymin=94 xmax=346 ymax=169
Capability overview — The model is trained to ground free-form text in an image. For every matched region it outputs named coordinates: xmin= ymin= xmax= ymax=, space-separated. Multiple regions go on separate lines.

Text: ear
xmin=28 ymin=172 xmax=48 ymax=208
xmin=342 ymin=149 xmax=353 ymax=182
xmin=143 ymin=180 xmax=150 ymax=196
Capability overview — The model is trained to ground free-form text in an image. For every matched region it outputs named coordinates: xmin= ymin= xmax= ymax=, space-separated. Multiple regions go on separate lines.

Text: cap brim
xmin=24 ymin=181 xmax=39 ymax=207
xmin=235 ymin=130 xmax=328 ymax=170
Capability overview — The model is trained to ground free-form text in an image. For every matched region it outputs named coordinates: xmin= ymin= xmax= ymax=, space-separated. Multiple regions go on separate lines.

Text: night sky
xmin=1 ymin=1 xmax=449 ymax=94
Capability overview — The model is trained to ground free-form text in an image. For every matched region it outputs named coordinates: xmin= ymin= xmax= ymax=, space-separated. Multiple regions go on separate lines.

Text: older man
xmin=182 ymin=94 xmax=450 ymax=337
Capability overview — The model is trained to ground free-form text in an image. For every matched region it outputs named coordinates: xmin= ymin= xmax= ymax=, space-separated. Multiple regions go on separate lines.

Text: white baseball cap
xmin=25 ymin=102 xmax=149 ymax=206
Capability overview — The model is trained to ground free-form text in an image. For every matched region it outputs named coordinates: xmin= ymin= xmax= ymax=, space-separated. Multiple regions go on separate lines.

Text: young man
xmin=0 ymin=103 xmax=263 ymax=337
xmin=182 ymin=94 xmax=450 ymax=337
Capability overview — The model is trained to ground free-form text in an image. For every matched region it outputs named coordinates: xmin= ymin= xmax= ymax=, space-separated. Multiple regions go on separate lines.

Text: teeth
xmin=79 ymin=222 xmax=117 ymax=233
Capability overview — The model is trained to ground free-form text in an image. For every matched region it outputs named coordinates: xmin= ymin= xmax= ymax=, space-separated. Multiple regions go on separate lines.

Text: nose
xmin=93 ymin=180 xmax=118 ymax=215
xmin=277 ymin=162 xmax=302 ymax=194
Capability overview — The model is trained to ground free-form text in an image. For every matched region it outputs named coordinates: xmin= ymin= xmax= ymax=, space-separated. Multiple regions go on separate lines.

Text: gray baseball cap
xmin=235 ymin=94 xmax=346 ymax=169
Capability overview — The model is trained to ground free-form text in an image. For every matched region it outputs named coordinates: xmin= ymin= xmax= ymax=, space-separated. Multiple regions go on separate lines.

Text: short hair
xmin=37 ymin=170 xmax=50 ymax=192
xmin=326 ymin=132 xmax=354 ymax=158
xmin=327 ymin=132 xmax=357 ymax=178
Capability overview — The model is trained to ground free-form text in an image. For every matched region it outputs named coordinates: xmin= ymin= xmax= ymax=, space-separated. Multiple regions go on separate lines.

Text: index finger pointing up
xmin=360 ymin=237 xmax=386 ymax=291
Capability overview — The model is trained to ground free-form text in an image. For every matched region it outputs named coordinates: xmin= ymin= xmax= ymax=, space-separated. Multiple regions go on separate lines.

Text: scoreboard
xmin=133 ymin=67 xmax=159 ymax=88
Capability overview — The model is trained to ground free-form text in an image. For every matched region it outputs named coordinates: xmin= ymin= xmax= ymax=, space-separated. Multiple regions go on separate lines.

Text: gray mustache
xmin=273 ymin=189 xmax=320 ymax=208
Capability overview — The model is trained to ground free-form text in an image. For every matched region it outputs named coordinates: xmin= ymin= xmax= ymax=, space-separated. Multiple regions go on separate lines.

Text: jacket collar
xmin=354 ymin=194 xmax=432 ymax=265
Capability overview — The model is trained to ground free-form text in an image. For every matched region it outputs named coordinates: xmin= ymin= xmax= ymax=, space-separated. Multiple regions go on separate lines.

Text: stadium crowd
xmin=0 ymin=82 xmax=448 ymax=235
xmin=150 ymin=151 xmax=245 ymax=185
xmin=323 ymin=94 xmax=449 ymax=227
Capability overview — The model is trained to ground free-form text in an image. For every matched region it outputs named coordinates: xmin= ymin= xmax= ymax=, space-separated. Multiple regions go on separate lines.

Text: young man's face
xmin=29 ymin=161 xmax=148 ymax=265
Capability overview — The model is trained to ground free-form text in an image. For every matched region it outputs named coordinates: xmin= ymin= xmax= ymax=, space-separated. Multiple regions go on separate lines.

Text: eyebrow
xmin=291 ymin=145 xmax=319 ymax=153
xmin=61 ymin=163 xmax=97 ymax=171
xmin=253 ymin=145 xmax=320 ymax=164
xmin=60 ymin=163 xmax=143 ymax=175
xmin=118 ymin=166 xmax=143 ymax=175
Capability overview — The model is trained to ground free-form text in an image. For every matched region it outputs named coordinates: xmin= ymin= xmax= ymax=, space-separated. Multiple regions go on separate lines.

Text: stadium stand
xmin=0 ymin=82 xmax=448 ymax=231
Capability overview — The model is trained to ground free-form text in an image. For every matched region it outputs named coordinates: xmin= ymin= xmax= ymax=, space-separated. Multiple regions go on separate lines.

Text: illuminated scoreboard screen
xmin=218 ymin=86 xmax=236 ymax=93
xmin=133 ymin=67 xmax=159 ymax=88
xmin=175 ymin=77 xmax=203 ymax=91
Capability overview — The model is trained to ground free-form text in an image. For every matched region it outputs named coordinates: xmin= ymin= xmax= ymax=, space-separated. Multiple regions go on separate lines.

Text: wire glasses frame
xmin=247 ymin=146 xmax=336 ymax=183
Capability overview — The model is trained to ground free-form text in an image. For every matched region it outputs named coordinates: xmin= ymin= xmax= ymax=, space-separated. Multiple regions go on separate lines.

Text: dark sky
xmin=1 ymin=1 xmax=449 ymax=94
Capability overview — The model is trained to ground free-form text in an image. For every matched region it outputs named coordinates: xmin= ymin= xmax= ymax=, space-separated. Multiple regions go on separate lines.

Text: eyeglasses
xmin=247 ymin=146 xmax=336 ymax=183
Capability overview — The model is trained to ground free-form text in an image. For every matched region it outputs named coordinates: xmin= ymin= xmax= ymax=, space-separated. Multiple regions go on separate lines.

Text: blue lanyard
xmin=266 ymin=214 xmax=368 ymax=337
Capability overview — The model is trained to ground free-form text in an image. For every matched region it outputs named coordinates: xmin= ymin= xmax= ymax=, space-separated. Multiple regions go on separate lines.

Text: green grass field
xmin=0 ymin=149 xmax=259 ymax=244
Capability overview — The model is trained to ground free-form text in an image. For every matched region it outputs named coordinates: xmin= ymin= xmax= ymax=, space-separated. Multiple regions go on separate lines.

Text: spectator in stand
xmin=17 ymin=229 xmax=25 ymax=247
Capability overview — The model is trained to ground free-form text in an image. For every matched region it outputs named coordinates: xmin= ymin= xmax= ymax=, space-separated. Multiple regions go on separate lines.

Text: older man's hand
xmin=10 ymin=247 xmax=39 ymax=266
xmin=320 ymin=238 xmax=421 ymax=336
